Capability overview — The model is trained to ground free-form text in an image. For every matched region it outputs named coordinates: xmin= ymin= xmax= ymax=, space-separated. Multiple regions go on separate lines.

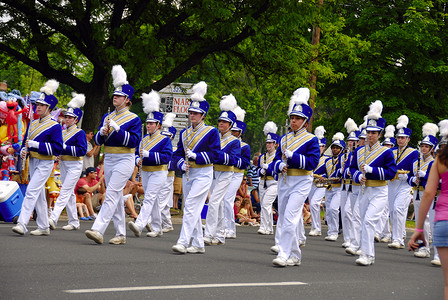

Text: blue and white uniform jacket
xmin=314 ymin=155 xmax=329 ymax=177
xmin=234 ymin=140 xmax=251 ymax=173
xmin=273 ymin=128 xmax=320 ymax=174
xmin=22 ymin=114 xmax=63 ymax=160
xmin=408 ymin=155 xmax=434 ymax=188
xmin=349 ymin=142 xmax=397 ymax=184
xmin=257 ymin=150 xmax=278 ymax=181
xmin=135 ymin=130 xmax=173 ymax=171
xmin=60 ymin=124 xmax=87 ymax=161
xmin=323 ymin=154 xmax=343 ymax=183
xmin=173 ymin=121 xmax=220 ymax=171
xmin=392 ymin=146 xmax=418 ymax=182
xmin=94 ymin=107 xmax=141 ymax=153
xmin=214 ymin=131 xmax=241 ymax=172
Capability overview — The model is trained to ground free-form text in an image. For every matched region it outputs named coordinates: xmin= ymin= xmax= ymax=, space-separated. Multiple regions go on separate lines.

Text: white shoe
xmin=85 ymin=229 xmax=103 ymax=244
xmin=431 ymin=259 xmax=442 ymax=266
xmin=270 ymin=245 xmax=279 ymax=254
xmin=346 ymin=247 xmax=358 ymax=256
xmin=388 ymin=241 xmax=404 ymax=249
xmin=356 ymin=255 xmax=375 ymax=266
xmin=342 ymin=241 xmax=350 ymax=248
xmin=186 ymin=246 xmax=205 ymax=254
xmin=49 ymin=219 xmax=56 ymax=230
xmin=374 ymin=234 xmax=380 ymax=242
xmin=235 ymin=223 xmax=242 ymax=226
xmin=257 ymin=229 xmax=266 ymax=235
xmin=145 ymin=222 xmax=152 ymax=232
xmin=299 ymin=240 xmax=306 ymax=247
xmin=109 ymin=235 xmax=126 ymax=245
xmin=286 ymin=257 xmax=301 ymax=266
xmin=272 ymin=257 xmax=287 ymax=267
xmin=414 ymin=247 xmax=430 ymax=258
xmin=146 ymin=231 xmax=163 ymax=238
xmin=203 ymin=236 xmax=213 ymax=245
xmin=172 ymin=244 xmax=187 ymax=254
xmin=225 ymin=233 xmax=236 ymax=239
xmin=30 ymin=228 xmax=50 ymax=236
xmin=210 ymin=238 xmax=224 ymax=245
xmin=62 ymin=224 xmax=80 ymax=231
xmin=356 ymin=249 xmax=362 ymax=256
xmin=162 ymin=227 xmax=174 ymax=233
xmin=325 ymin=234 xmax=338 ymax=241
xmin=380 ymin=237 xmax=391 ymax=243
xmin=12 ymin=224 xmax=25 ymax=235
xmin=309 ymin=229 xmax=321 ymax=236
xmin=128 ymin=221 xmax=141 ymax=237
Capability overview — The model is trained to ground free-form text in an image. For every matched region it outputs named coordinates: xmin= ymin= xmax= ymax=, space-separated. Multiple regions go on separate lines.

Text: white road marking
xmin=64 ymin=281 xmax=308 ymax=294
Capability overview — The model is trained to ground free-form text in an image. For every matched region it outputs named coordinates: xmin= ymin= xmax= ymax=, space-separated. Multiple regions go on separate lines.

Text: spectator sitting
xmin=236 ymin=176 xmax=259 ymax=221
xmin=75 ymin=167 xmax=105 ymax=217
xmin=237 ymin=198 xmax=259 ymax=226
xmin=76 ymin=187 xmax=93 ymax=220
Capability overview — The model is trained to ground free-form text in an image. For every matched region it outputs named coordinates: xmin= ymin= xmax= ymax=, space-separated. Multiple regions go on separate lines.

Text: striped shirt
xmin=247 ymin=164 xmax=259 ymax=189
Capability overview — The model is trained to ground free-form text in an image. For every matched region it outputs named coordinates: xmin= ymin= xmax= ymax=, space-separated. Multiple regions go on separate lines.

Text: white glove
xmin=109 ymin=119 xmax=120 ymax=131
xmin=20 ymin=148 xmax=27 ymax=159
xmin=181 ymin=162 xmax=187 ymax=171
xmin=412 ymin=176 xmax=418 ymax=184
xmin=63 ymin=143 xmax=67 ymax=150
xmin=186 ymin=149 xmax=197 ymax=160
xmin=398 ymin=173 xmax=408 ymax=181
xmin=285 ymin=150 xmax=293 ymax=159
xmin=262 ymin=163 xmax=269 ymax=170
xmin=142 ymin=150 xmax=149 ymax=158
xmin=28 ymin=140 xmax=39 ymax=149
xmin=100 ymin=126 xmax=108 ymax=136
xmin=364 ymin=164 xmax=373 ymax=173
xmin=135 ymin=157 xmax=141 ymax=166
xmin=260 ymin=169 xmax=266 ymax=175
xmin=417 ymin=170 xmax=426 ymax=177
xmin=279 ymin=162 xmax=287 ymax=171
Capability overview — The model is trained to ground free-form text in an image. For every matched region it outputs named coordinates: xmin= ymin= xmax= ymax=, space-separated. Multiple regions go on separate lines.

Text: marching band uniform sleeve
xmin=215 ymin=138 xmax=240 ymax=166
xmin=61 ymin=129 xmax=87 ymax=157
xmin=236 ymin=143 xmax=251 ymax=170
xmin=136 ymin=134 xmax=173 ymax=166
xmin=196 ymin=127 xmax=220 ymax=165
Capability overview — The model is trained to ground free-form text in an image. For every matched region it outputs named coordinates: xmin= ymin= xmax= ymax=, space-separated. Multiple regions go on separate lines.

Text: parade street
xmin=0 ymin=220 xmax=442 ymax=299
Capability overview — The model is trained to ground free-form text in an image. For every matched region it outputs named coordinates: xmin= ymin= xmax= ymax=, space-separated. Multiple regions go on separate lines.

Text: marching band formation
xmin=11 ymin=65 xmax=448 ymax=269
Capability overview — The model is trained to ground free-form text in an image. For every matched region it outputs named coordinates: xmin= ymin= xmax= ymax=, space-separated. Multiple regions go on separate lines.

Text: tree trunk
xmin=81 ymin=82 xmax=110 ymax=131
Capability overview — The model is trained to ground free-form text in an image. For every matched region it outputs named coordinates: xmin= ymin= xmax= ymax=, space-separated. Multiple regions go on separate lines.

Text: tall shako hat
xmin=288 ymin=87 xmax=313 ymax=120
xmin=396 ymin=115 xmax=412 ymax=137
xmin=331 ymin=132 xmax=345 ymax=150
xmin=263 ymin=121 xmax=279 ymax=144
xmin=315 ymin=126 xmax=326 ymax=146
xmin=218 ymin=94 xmax=237 ymax=125
xmin=142 ymin=90 xmax=163 ymax=124
xmin=65 ymin=92 xmax=86 ymax=120
xmin=358 ymin=116 xmax=368 ymax=139
xmin=30 ymin=91 xmax=42 ymax=104
xmin=421 ymin=123 xmax=439 ymax=148
xmin=188 ymin=81 xmax=209 ymax=115
xmin=383 ymin=125 xmax=396 ymax=146
xmin=345 ymin=118 xmax=360 ymax=141
xmin=112 ymin=65 xmax=134 ymax=100
xmin=37 ymin=79 xmax=59 ymax=110
xmin=366 ymin=100 xmax=386 ymax=131
xmin=439 ymin=120 xmax=448 ymax=145
xmin=161 ymin=112 xmax=177 ymax=138
xmin=232 ymin=106 xmax=247 ymax=134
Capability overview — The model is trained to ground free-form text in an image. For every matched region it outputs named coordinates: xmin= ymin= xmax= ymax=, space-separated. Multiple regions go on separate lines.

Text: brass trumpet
xmin=313 ymin=174 xmax=341 ymax=188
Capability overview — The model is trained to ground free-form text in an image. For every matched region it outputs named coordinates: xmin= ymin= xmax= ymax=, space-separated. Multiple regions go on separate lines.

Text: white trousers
xmin=91 ymin=153 xmax=134 ymax=236
xmin=135 ymin=170 xmax=168 ymax=233
xmin=340 ymin=188 xmax=354 ymax=243
xmin=325 ymin=187 xmax=341 ymax=236
xmin=308 ymin=185 xmax=326 ymax=232
xmin=204 ymin=170 xmax=234 ymax=243
xmin=222 ymin=172 xmax=244 ymax=236
xmin=177 ymin=166 xmax=213 ymax=248
xmin=349 ymin=185 xmax=362 ymax=249
xmin=17 ymin=157 xmax=54 ymax=232
xmin=157 ymin=175 xmax=175 ymax=229
xmin=50 ymin=159 xmax=83 ymax=227
xmin=276 ymin=174 xmax=312 ymax=260
xmin=359 ymin=185 xmax=388 ymax=258
xmin=388 ymin=180 xmax=412 ymax=244
xmin=259 ymin=179 xmax=278 ymax=233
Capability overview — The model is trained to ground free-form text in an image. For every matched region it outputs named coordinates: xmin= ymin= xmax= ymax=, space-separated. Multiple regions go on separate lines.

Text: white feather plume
xmin=162 ymin=113 xmax=176 ymax=128
xmin=142 ymin=90 xmax=160 ymax=114
xmin=422 ymin=123 xmax=439 ymax=137
xmin=291 ymin=87 xmax=310 ymax=105
xmin=112 ymin=65 xmax=128 ymax=88
xmin=359 ymin=115 xmax=368 ymax=130
xmin=67 ymin=92 xmax=85 ymax=109
xmin=384 ymin=125 xmax=395 ymax=138
xmin=40 ymin=79 xmax=59 ymax=95
xmin=190 ymin=81 xmax=207 ymax=102
xmin=314 ymin=126 xmax=326 ymax=140
xmin=287 ymin=99 xmax=295 ymax=115
xmin=439 ymin=120 xmax=448 ymax=137
xmin=344 ymin=118 xmax=359 ymax=134
xmin=220 ymin=94 xmax=237 ymax=112
xmin=332 ymin=132 xmax=344 ymax=142
xmin=367 ymin=100 xmax=383 ymax=120
xmin=233 ymin=106 xmax=246 ymax=122
xmin=263 ymin=121 xmax=278 ymax=136
xmin=396 ymin=115 xmax=409 ymax=130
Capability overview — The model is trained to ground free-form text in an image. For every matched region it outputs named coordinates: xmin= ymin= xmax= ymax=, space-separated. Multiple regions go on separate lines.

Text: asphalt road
xmin=0 ymin=220 xmax=442 ymax=299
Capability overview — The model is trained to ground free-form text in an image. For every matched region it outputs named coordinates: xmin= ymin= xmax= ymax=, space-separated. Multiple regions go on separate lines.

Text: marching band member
xmin=257 ymin=121 xmax=279 ymax=235
xmin=387 ymin=116 xmax=418 ymax=249
xmin=308 ymin=126 xmax=328 ymax=237
xmin=323 ymin=132 xmax=345 ymax=242
xmin=171 ymin=81 xmax=220 ymax=254
xmin=85 ymin=65 xmax=141 ymax=245
xmin=271 ymin=87 xmax=319 ymax=267
xmin=349 ymin=100 xmax=397 ymax=266
xmin=128 ymin=91 xmax=172 ymax=238
xmin=223 ymin=106 xmax=251 ymax=239
xmin=49 ymin=93 xmax=87 ymax=231
xmin=13 ymin=80 xmax=63 ymax=236
xmin=204 ymin=94 xmax=240 ymax=245
xmin=408 ymin=123 xmax=439 ymax=258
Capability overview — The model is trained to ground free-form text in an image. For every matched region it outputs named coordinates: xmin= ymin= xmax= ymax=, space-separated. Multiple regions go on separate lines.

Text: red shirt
xmin=75 ymin=177 xmax=98 ymax=195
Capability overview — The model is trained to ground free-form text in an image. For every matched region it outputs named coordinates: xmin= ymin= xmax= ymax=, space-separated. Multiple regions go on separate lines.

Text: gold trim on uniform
xmin=142 ymin=165 xmax=168 ymax=172
xmin=287 ymin=169 xmax=312 ymax=176
xmin=365 ymin=180 xmax=387 ymax=187
xmin=189 ymin=161 xmax=213 ymax=168
xmin=104 ymin=146 xmax=135 ymax=154
xmin=167 ymin=171 xmax=175 ymax=177
xmin=214 ymin=165 xmax=234 ymax=172
xmin=30 ymin=152 xmax=55 ymax=160
xmin=234 ymin=168 xmax=245 ymax=173
xmin=60 ymin=155 xmax=83 ymax=161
